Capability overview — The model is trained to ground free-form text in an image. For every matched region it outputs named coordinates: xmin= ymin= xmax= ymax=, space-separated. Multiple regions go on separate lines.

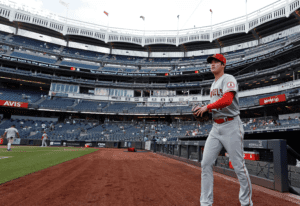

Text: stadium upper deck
xmin=0 ymin=0 xmax=299 ymax=63
xmin=0 ymin=1 xmax=300 ymax=106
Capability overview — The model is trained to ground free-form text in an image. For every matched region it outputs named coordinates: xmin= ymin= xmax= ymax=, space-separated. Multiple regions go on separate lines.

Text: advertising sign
xmin=0 ymin=100 xmax=28 ymax=108
xmin=50 ymin=141 xmax=61 ymax=146
xmin=66 ymin=142 xmax=80 ymax=146
xmin=12 ymin=138 xmax=21 ymax=145
xmin=259 ymin=94 xmax=286 ymax=105
xmin=98 ymin=143 xmax=105 ymax=148
xmin=145 ymin=141 xmax=151 ymax=150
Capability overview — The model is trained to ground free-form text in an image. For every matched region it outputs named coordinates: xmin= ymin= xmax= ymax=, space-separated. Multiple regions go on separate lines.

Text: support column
xmin=14 ymin=22 xmax=19 ymax=35
xmin=285 ymin=0 xmax=290 ymax=18
xmin=293 ymin=71 xmax=295 ymax=81
xmin=66 ymin=36 xmax=70 ymax=47
xmin=178 ymin=144 xmax=181 ymax=157
xmin=271 ymin=139 xmax=289 ymax=192
xmin=142 ymin=36 xmax=145 ymax=47
xmin=197 ymin=145 xmax=202 ymax=162
xmin=187 ymin=145 xmax=189 ymax=159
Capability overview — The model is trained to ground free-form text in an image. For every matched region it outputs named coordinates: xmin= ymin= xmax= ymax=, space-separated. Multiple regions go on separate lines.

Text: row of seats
xmin=60 ymin=60 xmax=100 ymax=70
xmin=10 ymin=52 xmax=57 ymax=64
xmin=1 ymin=31 xmax=298 ymax=67
xmin=0 ymin=115 xmax=299 ymax=141
xmin=39 ymin=98 xmax=75 ymax=109
xmin=0 ymin=87 xmax=299 ymax=112
xmin=0 ymin=88 xmax=46 ymax=103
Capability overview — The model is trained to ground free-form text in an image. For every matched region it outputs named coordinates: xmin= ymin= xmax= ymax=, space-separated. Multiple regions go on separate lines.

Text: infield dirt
xmin=0 ymin=148 xmax=298 ymax=206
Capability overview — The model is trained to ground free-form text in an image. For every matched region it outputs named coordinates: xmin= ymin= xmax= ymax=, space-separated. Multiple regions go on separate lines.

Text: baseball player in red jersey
xmin=41 ymin=131 xmax=48 ymax=147
xmin=193 ymin=54 xmax=253 ymax=206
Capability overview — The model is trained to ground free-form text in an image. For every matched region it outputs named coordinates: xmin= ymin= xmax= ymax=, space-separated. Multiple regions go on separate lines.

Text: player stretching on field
xmin=41 ymin=131 xmax=48 ymax=147
xmin=2 ymin=125 xmax=20 ymax=151
xmin=193 ymin=54 xmax=253 ymax=206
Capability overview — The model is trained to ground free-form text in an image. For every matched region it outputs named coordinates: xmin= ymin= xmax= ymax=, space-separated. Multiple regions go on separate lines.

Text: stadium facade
xmin=0 ymin=0 xmax=299 ymax=149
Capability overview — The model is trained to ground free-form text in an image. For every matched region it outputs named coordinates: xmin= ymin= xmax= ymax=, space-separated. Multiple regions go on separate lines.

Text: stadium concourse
xmin=0 ymin=0 xmax=300 ymax=204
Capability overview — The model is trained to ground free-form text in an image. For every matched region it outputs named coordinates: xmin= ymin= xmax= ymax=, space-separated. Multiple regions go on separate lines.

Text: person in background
xmin=2 ymin=125 xmax=20 ymax=151
xmin=41 ymin=131 xmax=48 ymax=147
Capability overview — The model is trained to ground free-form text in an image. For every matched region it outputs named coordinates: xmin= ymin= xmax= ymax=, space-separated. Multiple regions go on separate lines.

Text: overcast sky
xmin=6 ymin=0 xmax=283 ymax=31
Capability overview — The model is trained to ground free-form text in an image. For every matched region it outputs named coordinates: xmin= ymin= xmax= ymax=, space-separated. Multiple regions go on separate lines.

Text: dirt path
xmin=0 ymin=149 xmax=298 ymax=206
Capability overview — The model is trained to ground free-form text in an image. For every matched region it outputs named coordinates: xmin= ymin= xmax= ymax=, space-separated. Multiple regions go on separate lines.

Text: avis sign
xmin=0 ymin=100 xmax=28 ymax=108
xmin=259 ymin=94 xmax=286 ymax=105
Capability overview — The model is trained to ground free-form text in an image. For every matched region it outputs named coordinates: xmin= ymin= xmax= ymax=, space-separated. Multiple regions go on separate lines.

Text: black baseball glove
xmin=192 ymin=104 xmax=204 ymax=121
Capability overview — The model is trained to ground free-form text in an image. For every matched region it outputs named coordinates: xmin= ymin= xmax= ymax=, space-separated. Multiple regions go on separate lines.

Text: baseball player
xmin=41 ymin=131 xmax=48 ymax=147
xmin=193 ymin=54 xmax=253 ymax=206
xmin=2 ymin=125 xmax=20 ymax=151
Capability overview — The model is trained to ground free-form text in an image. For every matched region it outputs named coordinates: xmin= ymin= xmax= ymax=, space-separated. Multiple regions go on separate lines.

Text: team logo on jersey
xmin=227 ymin=82 xmax=235 ymax=88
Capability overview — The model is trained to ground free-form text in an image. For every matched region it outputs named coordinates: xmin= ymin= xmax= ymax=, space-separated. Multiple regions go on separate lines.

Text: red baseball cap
xmin=207 ymin=53 xmax=226 ymax=64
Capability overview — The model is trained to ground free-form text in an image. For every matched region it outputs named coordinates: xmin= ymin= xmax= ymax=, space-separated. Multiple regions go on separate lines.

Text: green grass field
xmin=0 ymin=146 xmax=98 ymax=184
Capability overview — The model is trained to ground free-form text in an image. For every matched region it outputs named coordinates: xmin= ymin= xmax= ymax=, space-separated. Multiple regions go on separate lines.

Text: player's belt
xmin=213 ymin=117 xmax=234 ymax=124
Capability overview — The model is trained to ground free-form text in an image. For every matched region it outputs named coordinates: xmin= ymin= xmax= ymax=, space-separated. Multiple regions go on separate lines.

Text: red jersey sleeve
xmin=207 ymin=91 xmax=235 ymax=111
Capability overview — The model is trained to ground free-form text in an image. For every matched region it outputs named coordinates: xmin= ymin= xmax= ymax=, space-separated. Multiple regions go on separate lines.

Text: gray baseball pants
xmin=42 ymin=139 xmax=47 ymax=147
xmin=200 ymin=115 xmax=253 ymax=206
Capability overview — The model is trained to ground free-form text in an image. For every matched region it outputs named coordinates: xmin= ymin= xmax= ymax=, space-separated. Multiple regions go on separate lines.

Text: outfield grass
xmin=0 ymin=146 xmax=98 ymax=184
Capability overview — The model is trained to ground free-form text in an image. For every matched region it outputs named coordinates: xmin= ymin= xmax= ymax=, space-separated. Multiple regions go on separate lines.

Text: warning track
xmin=0 ymin=148 xmax=298 ymax=206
